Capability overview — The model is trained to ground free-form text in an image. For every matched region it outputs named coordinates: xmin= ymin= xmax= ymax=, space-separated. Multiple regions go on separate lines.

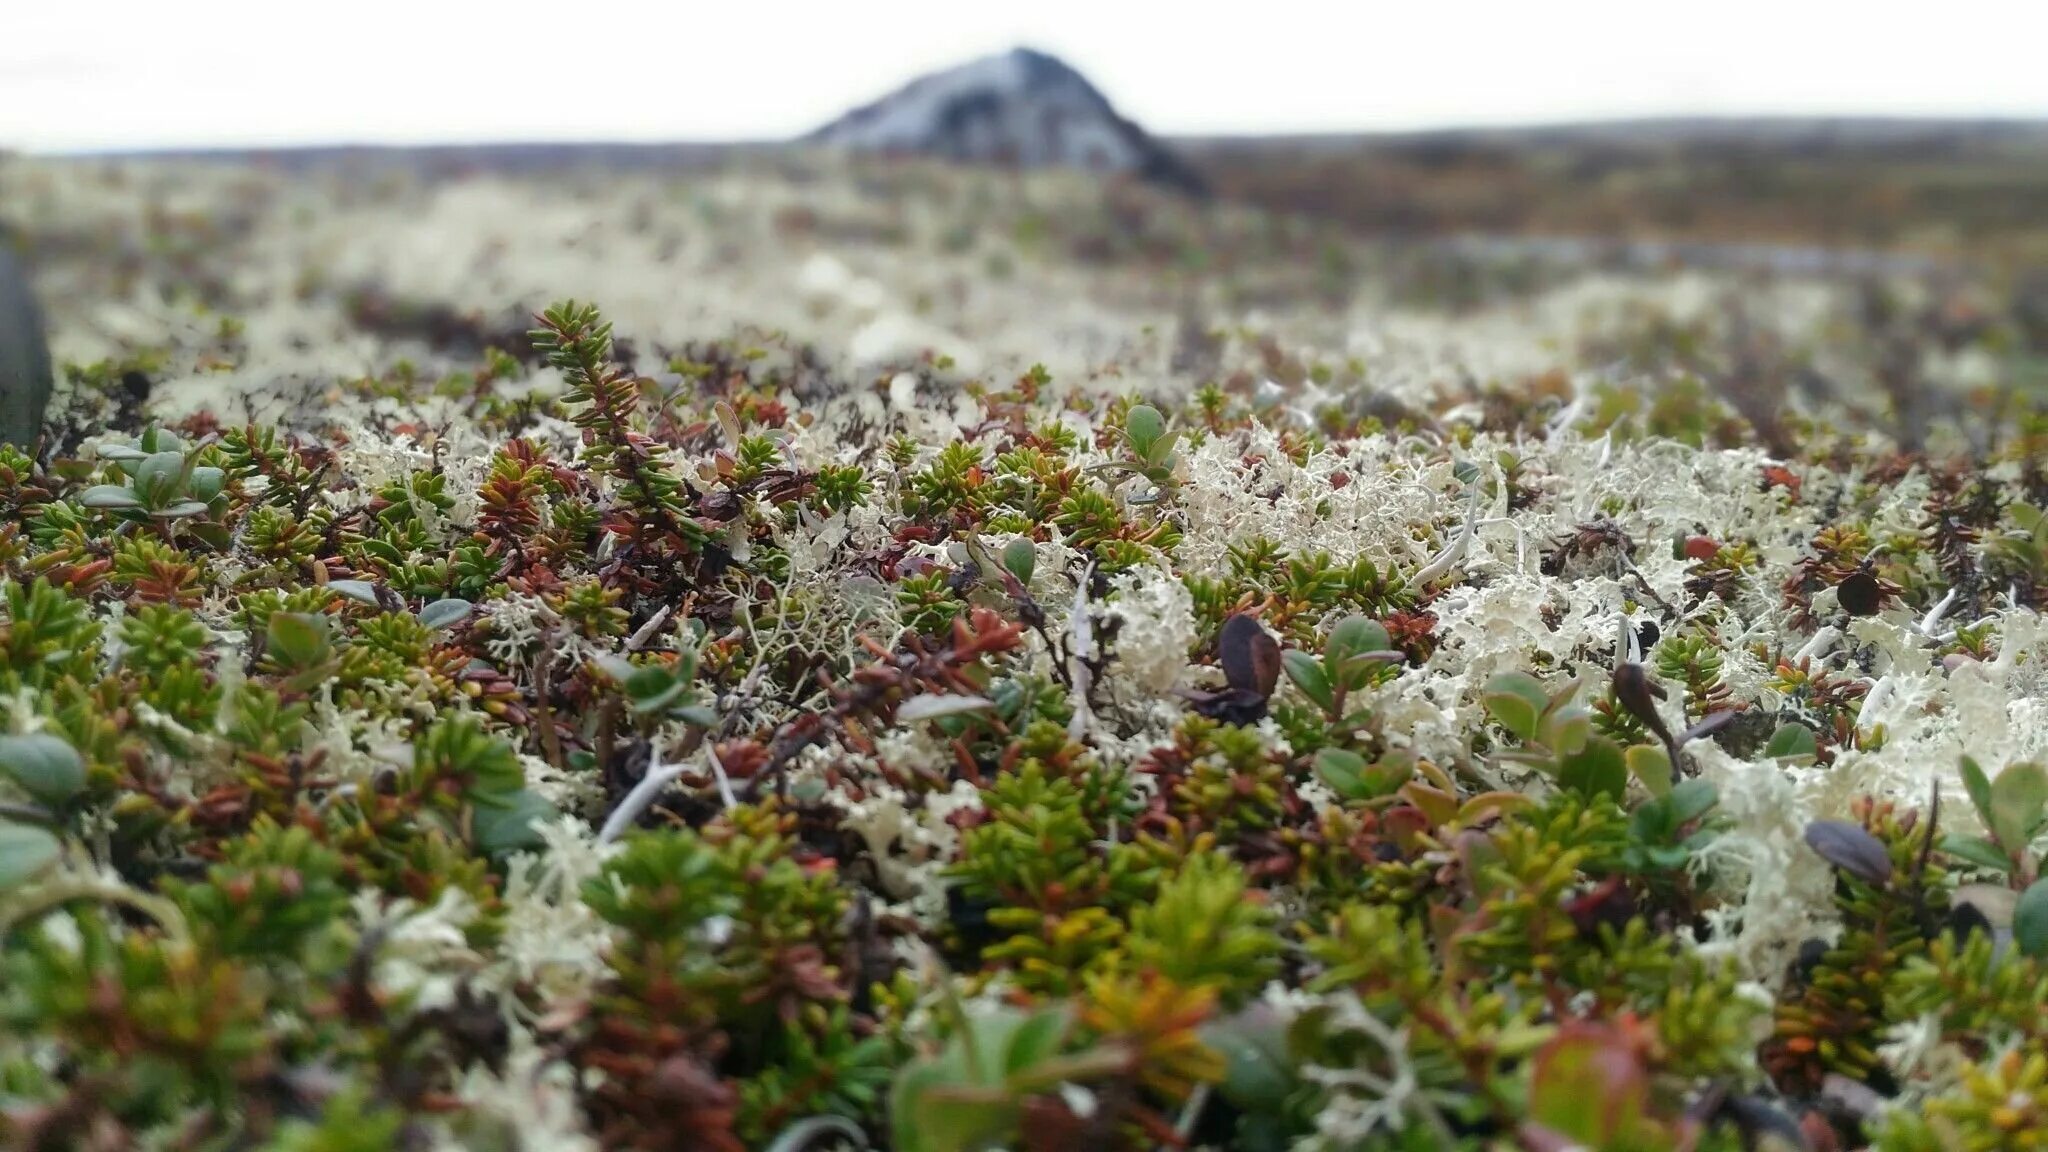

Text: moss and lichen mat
xmin=4 ymin=201 xmax=2048 ymax=1146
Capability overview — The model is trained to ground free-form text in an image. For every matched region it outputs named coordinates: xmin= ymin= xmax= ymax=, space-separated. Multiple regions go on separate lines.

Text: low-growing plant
xmin=0 ymin=269 xmax=2041 ymax=1152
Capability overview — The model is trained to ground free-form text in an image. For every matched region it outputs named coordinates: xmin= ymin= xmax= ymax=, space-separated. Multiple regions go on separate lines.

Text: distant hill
xmin=1173 ymin=116 xmax=2048 ymax=152
xmin=38 ymin=142 xmax=749 ymax=178
xmin=805 ymin=47 xmax=1208 ymax=196
xmin=29 ymin=106 xmax=2048 ymax=264
xmin=1173 ymin=117 xmax=2048 ymax=264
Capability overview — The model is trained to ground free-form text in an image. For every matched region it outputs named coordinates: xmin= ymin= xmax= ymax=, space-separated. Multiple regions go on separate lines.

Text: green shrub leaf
xmin=1281 ymin=650 xmax=1333 ymax=713
xmin=1943 ymin=834 xmax=2016 ymax=875
xmin=1988 ymin=761 xmax=2048 ymax=857
xmin=1764 ymin=723 xmax=1818 ymax=761
xmin=1959 ymin=755 xmax=1997 ymax=835
xmin=1559 ymin=736 xmax=1628 ymax=802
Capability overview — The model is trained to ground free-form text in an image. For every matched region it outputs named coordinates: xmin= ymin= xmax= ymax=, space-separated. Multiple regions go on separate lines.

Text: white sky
xmin=4 ymin=0 xmax=2047 ymax=152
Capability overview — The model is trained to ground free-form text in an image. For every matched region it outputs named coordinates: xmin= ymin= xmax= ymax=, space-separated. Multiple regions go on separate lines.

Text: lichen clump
xmin=3 ymin=189 xmax=2048 ymax=1152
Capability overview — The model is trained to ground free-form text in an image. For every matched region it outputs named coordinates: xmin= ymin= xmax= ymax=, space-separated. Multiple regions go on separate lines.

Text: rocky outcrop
xmin=807 ymin=47 xmax=1207 ymax=196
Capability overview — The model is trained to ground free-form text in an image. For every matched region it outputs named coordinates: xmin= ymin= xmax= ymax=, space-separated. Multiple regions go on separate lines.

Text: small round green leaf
xmin=0 ymin=732 xmax=86 ymax=806
xmin=1664 ymin=779 xmax=1720 ymax=825
xmin=471 ymin=789 xmax=556 ymax=856
xmin=266 ymin=612 xmax=333 ymax=669
xmin=419 ymin=598 xmax=474 ymax=630
xmin=139 ymin=427 xmax=185 ymax=455
xmin=1143 ymin=433 xmax=1180 ymax=470
xmin=1764 ymin=723 xmax=1818 ymax=762
xmin=1625 ymin=744 xmax=1673 ymax=796
xmin=186 ymin=465 xmax=227 ymax=502
xmin=0 ymin=820 xmax=60 ymax=890
xmin=1000 ymin=538 xmax=1036 ymax=587
xmin=1201 ymin=1008 xmax=1294 ymax=1112
xmin=1547 ymin=709 xmax=1592 ymax=757
xmin=326 ymin=580 xmax=382 ymax=607
xmin=2014 ymin=878 xmax=2048 ymax=959
xmin=1484 ymin=673 xmax=1548 ymax=744
xmin=79 ymin=484 xmax=142 ymax=509
xmin=1327 ymin=615 xmax=1391 ymax=662
xmin=149 ymin=500 xmax=212 ymax=520
xmin=133 ymin=451 xmax=188 ymax=503
xmin=1124 ymin=404 xmax=1165 ymax=454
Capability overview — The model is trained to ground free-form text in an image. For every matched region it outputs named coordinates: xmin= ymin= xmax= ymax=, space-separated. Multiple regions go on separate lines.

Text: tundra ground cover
xmin=1 ymin=154 xmax=2047 ymax=1151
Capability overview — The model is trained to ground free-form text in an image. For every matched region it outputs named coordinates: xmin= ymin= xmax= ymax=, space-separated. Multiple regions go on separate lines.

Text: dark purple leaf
xmin=1804 ymin=820 xmax=1894 ymax=886
xmin=1179 ymin=686 xmax=1271 ymax=726
xmin=1611 ymin=663 xmax=1675 ymax=745
xmin=1837 ymin=570 xmax=1882 ymax=617
xmin=1219 ymin=614 xmax=1280 ymax=699
xmin=1676 ymin=709 xmax=1741 ymax=748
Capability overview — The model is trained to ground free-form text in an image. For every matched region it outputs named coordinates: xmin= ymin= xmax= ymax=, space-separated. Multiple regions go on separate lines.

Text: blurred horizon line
xmin=17 ymin=112 xmax=2048 ymax=161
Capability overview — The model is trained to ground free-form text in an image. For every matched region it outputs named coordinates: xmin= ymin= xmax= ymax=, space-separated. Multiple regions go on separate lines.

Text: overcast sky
xmin=5 ymin=0 xmax=2047 ymax=152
